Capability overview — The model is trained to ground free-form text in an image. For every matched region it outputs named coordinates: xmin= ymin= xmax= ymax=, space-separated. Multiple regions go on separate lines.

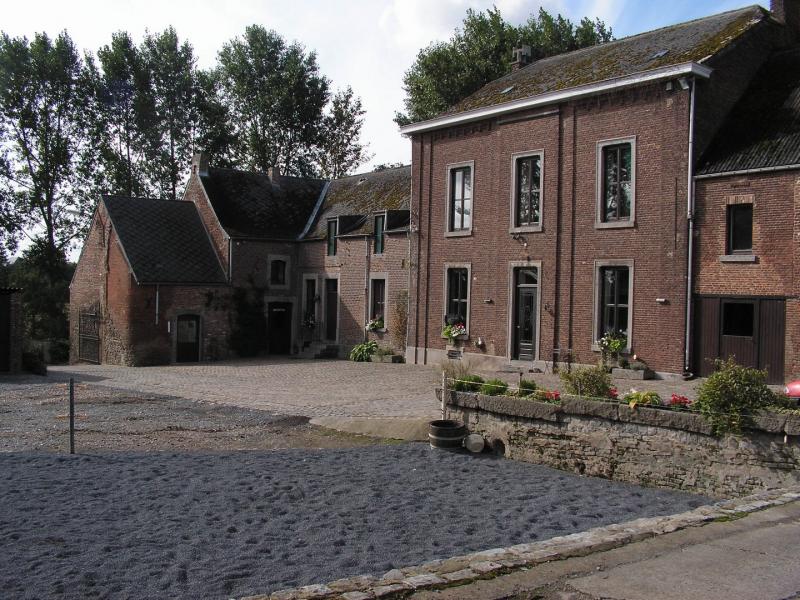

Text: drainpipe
xmin=155 ymin=284 xmax=160 ymax=325
xmin=364 ymin=236 xmax=370 ymax=342
xmin=684 ymin=78 xmax=696 ymax=375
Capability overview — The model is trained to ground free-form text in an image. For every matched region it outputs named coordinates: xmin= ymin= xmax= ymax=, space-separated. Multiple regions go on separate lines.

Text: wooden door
xmin=268 ymin=302 xmax=292 ymax=354
xmin=513 ymin=268 xmax=538 ymax=361
xmin=325 ymin=279 xmax=338 ymax=341
xmin=758 ymin=299 xmax=785 ymax=384
xmin=176 ymin=315 xmax=201 ymax=363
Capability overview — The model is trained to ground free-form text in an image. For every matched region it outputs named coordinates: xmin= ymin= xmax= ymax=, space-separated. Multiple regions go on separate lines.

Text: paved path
xmin=44 ymin=359 xmax=441 ymax=419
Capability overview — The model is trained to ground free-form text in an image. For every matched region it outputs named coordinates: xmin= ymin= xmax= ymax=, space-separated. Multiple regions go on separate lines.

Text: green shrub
xmin=694 ymin=357 xmax=778 ymax=435
xmin=480 ymin=378 xmax=509 ymax=396
xmin=349 ymin=341 xmax=378 ymax=362
xmin=48 ymin=339 xmax=70 ymax=364
xmin=518 ymin=379 xmax=537 ymax=397
xmin=559 ymin=365 xmax=611 ymax=399
xmin=623 ymin=390 xmax=662 ymax=407
xmin=453 ymin=374 xmax=484 ymax=392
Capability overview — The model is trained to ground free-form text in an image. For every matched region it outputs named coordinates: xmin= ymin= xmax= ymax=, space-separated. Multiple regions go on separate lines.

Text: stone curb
xmin=240 ymin=485 xmax=800 ymax=600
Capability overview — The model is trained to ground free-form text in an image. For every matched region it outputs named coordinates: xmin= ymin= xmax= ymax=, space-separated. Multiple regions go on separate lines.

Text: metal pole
xmin=441 ymin=370 xmax=447 ymax=420
xmin=69 ymin=378 xmax=75 ymax=454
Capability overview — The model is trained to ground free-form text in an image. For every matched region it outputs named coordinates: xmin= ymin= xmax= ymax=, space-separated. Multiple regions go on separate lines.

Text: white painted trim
xmin=399 ymin=62 xmax=713 ymax=135
xmin=368 ymin=272 xmax=389 ymax=330
xmin=509 ymin=150 xmax=545 ymax=233
xmin=443 ymin=262 xmax=472 ymax=335
xmin=695 ymin=163 xmax=800 ymax=180
xmin=298 ymin=181 xmax=331 ymax=240
xmin=267 ymin=253 xmax=291 ymax=290
xmin=591 ymin=259 xmax=635 ymax=353
xmin=506 ymin=261 xmax=542 ymax=362
xmin=444 ymin=161 xmax=475 ymax=237
xmin=595 ymin=136 xmax=637 ymax=229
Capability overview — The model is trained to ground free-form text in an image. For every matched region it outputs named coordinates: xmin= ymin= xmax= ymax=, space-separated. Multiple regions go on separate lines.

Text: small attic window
xmin=649 ymin=49 xmax=668 ymax=60
xmin=357 ymin=177 xmax=367 ymax=184
xmin=501 ymin=85 xmax=515 ymax=94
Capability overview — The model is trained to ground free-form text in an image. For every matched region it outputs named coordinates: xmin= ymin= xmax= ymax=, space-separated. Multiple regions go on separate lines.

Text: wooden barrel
xmin=429 ymin=419 xmax=466 ymax=450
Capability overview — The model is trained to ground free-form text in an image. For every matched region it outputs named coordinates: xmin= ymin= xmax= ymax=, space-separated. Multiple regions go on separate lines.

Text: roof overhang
xmin=399 ymin=62 xmax=713 ymax=135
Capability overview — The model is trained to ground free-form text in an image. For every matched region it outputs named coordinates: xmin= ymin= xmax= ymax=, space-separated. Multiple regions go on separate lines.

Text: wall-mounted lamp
xmin=483 ymin=298 xmax=494 ymax=304
xmin=656 ymin=298 xmax=668 ymax=305
xmin=474 ymin=337 xmax=485 ymax=349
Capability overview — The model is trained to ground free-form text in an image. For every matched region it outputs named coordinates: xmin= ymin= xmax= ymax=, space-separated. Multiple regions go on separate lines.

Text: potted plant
xmin=365 ymin=316 xmax=384 ymax=332
xmin=597 ymin=332 xmax=627 ymax=370
xmin=442 ymin=322 xmax=467 ymax=344
xmin=612 ymin=354 xmax=655 ymax=380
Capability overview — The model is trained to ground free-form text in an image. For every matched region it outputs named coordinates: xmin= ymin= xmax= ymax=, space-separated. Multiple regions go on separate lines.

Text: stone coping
xmin=240 ymin=486 xmax=800 ymax=600
xmin=438 ymin=389 xmax=800 ymax=437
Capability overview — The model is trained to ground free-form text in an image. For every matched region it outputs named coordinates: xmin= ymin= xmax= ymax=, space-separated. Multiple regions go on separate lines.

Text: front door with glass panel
xmin=513 ymin=268 xmax=538 ymax=361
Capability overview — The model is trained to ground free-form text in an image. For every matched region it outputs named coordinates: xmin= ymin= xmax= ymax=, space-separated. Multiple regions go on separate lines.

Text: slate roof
xmin=304 ymin=165 xmax=412 ymax=239
xmin=200 ymin=168 xmax=326 ymax=239
xmin=440 ymin=5 xmax=768 ymax=117
xmin=103 ymin=196 xmax=226 ymax=285
xmin=697 ymin=48 xmax=800 ymax=176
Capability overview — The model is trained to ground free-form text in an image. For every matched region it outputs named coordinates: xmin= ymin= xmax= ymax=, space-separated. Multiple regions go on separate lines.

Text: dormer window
xmin=327 ymin=220 xmax=338 ymax=256
xmin=374 ymin=214 xmax=385 ymax=254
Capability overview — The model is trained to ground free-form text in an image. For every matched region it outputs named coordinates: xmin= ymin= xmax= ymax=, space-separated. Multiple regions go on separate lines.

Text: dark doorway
xmin=512 ymin=267 xmax=538 ymax=361
xmin=325 ymin=279 xmax=338 ymax=341
xmin=0 ymin=293 xmax=10 ymax=372
xmin=176 ymin=315 xmax=201 ymax=363
xmin=268 ymin=302 xmax=292 ymax=354
xmin=694 ymin=296 xmax=785 ymax=384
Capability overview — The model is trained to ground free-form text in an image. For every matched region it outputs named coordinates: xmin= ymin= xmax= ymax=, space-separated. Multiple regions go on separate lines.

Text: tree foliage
xmin=315 ymin=87 xmax=372 ymax=179
xmin=396 ymin=7 xmax=613 ymax=125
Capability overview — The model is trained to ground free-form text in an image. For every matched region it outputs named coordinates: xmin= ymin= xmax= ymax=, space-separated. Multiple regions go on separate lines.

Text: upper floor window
xmin=514 ymin=153 xmax=542 ymax=228
xmin=598 ymin=139 xmax=635 ymax=225
xmin=374 ymin=214 xmax=385 ymax=254
xmin=727 ymin=203 xmax=752 ymax=254
xmin=270 ymin=260 xmax=286 ymax=285
xmin=445 ymin=267 xmax=469 ymax=328
xmin=327 ymin=219 xmax=338 ymax=256
xmin=448 ymin=165 xmax=472 ymax=233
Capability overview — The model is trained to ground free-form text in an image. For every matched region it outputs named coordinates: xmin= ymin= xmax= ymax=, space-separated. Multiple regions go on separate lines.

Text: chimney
xmin=192 ymin=151 xmax=209 ymax=177
xmin=511 ymin=45 xmax=532 ymax=71
xmin=771 ymin=0 xmax=800 ymax=43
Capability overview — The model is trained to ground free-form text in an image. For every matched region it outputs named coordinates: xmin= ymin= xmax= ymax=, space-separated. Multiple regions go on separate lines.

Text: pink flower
xmin=608 ymin=387 xmax=619 ymax=399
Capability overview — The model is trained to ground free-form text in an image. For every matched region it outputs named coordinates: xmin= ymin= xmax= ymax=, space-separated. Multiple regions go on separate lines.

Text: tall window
xmin=327 ymin=220 xmax=338 ymax=256
xmin=599 ymin=266 xmax=629 ymax=338
xmin=374 ymin=214 xmax=385 ymax=254
xmin=446 ymin=268 xmax=469 ymax=326
xmin=515 ymin=155 xmax=541 ymax=227
xmin=270 ymin=260 xmax=286 ymax=285
xmin=304 ymin=278 xmax=316 ymax=321
xmin=448 ymin=166 xmax=472 ymax=232
xmin=727 ymin=204 xmax=752 ymax=254
xmin=371 ymin=278 xmax=386 ymax=320
xmin=601 ymin=143 xmax=632 ymax=222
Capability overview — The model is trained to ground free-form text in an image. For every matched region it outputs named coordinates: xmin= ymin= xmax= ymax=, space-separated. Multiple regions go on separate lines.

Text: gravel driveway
xmin=48 ymin=359 xmax=441 ymax=419
xmin=0 ymin=444 xmax=709 ymax=600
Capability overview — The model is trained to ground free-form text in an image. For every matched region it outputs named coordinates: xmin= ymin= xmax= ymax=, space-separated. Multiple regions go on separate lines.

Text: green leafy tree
xmin=315 ymin=87 xmax=371 ymax=179
xmin=142 ymin=28 xmax=197 ymax=200
xmin=396 ymin=7 xmax=613 ymax=125
xmin=216 ymin=25 xmax=330 ymax=176
xmin=0 ymin=31 xmax=97 ymax=270
xmin=194 ymin=68 xmax=237 ymax=167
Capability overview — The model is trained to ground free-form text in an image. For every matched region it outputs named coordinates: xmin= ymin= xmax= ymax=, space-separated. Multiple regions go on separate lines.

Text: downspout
xmin=155 ymin=284 xmax=160 ymax=325
xmin=228 ymin=239 xmax=233 ymax=284
xmin=684 ymin=78 xmax=696 ymax=375
xmin=364 ymin=236 xmax=370 ymax=342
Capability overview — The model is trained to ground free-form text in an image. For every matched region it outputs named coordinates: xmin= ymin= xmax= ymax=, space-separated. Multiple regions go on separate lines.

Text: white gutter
xmin=695 ymin=162 xmax=800 ymax=179
xmin=684 ymin=78 xmax=697 ymax=375
xmin=298 ymin=181 xmax=331 ymax=240
xmin=399 ymin=62 xmax=713 ymax=135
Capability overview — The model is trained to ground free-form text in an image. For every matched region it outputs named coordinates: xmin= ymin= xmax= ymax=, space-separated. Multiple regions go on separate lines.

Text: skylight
xmin=650 ymin=49 xmax=669 ymax=60
xmin=501 ymin=85 xmax=515 ymax=94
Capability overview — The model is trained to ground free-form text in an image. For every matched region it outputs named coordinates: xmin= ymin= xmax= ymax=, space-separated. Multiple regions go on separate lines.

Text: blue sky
xmin=2 ymin=0 xmax=759 ymax=170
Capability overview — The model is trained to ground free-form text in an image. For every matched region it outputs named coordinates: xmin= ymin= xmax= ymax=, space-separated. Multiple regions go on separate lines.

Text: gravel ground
xmin=0 ymin=380 xmax=381 ymax=452
xmin=0 ymin=445 xmax=710 ymax=600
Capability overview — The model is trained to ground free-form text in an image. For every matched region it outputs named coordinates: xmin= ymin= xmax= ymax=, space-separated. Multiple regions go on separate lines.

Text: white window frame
xmin=445 ymin=161 xmax=474 ymax=237
xmin=267 ymin=253 xmax=291 ymax=290
xmin=442 ymin=262 xmax=472 ymax=336
xmin=368 ymin=272 xmax=389 ymax=331
xmin=595 ymin=136 xmax=636 ymax=229
xmin=509 ymin=150 xmax=544 ymax=233
xmin=591 ymin=259 xmax=634 ymax=353
xmin=506 ymin=260 xmax=542 ymax=361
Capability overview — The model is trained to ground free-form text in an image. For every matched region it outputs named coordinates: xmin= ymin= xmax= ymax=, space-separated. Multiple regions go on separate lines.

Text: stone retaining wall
xmin=441 ymin=390 xmax=800 ymax=498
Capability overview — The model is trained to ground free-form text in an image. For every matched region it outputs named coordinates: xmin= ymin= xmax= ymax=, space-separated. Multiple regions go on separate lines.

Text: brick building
xmin=69 ymin=159 xmax=410 ymax=365
xmin=401 ymin=2 xmax=799 ymax=383
xmin=0 ymin=288 xmax=23 ymax=373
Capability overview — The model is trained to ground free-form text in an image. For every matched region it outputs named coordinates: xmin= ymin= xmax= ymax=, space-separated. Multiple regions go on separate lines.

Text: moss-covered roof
xmin=698 ymin=47 xmax=800 ymax=175
xmin=304 ymin=165 xmax=412 ymax=239
xmin=442 ymin=5 xmax=767 ymax=117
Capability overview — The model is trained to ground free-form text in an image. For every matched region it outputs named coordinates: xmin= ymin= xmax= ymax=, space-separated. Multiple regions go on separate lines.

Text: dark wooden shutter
xmin=693 ymin=297 xmax=720 ymax=377
xmin=758 ymin=299 xmax=785 ymax=384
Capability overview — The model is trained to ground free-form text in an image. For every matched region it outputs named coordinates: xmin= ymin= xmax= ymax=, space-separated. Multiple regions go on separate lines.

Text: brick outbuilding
xmin=0 ymin=288 xmax=23 ymax=373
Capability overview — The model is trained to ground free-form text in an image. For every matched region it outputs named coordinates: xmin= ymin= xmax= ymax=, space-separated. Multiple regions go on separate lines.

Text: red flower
xmin=669 ymin=393 xmax=691 ymax=407
xmin=609 ymin=387 xmax=619 ymax=399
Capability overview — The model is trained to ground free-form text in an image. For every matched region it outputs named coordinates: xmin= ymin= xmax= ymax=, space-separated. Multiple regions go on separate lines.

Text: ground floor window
xmin=722 ymin=301 xmax=754 ymax=337
xmin=446 ymin=267 xmax=469 ymax=326
xmin=599 ymin=266 xmax=629 ymax=338
xmin=370 ymin=278 xmax=386 ymax=320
